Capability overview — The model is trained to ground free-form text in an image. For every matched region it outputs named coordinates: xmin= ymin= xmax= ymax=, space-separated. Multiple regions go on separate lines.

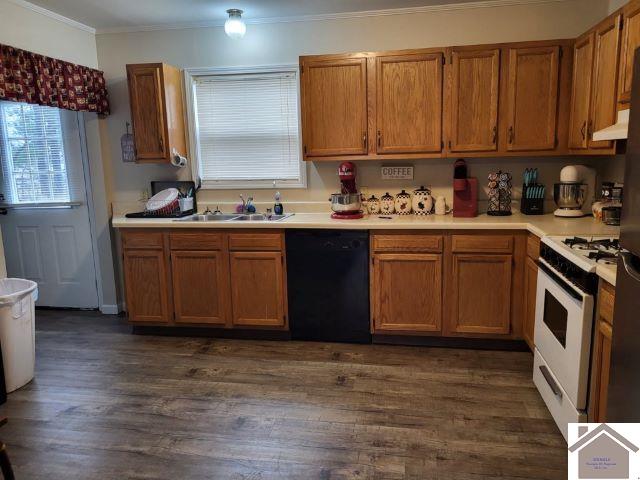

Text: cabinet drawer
xmin=169 ymin=233 xmax=223 ymax=250
xmin=122 ymin=231 xmax=164 ymax=249
xmin=372 ymin=234 xmax=443 ymax=252
xmin=599 ymin=281 xmax=615 ymax=325
xmin=451 ymin=235 xmax=513 ymax=253
xmin=527 ymin=234 xmax=540 ymax=260
xmin=228 ymin=233 xmax=283 ymax=251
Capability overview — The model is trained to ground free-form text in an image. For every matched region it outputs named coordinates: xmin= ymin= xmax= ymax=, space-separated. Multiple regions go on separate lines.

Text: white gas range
xmin=533 ymin=236 xmax=620 ymax=440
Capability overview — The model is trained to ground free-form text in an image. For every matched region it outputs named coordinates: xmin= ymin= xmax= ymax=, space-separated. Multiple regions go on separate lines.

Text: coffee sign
xmin=381 ymin=166 xmax=414 ymax=180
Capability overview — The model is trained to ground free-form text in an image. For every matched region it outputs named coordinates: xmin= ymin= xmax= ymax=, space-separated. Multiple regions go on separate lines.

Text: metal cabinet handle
xmin=587 ymin=120 xmax=593 ymax=139
xmin=159 ymin=136 xmax=165 ymax=152
xmin=492 ymin=126 xmax=497 ymax=144
xmin=621 ymin=252 xmax=640 ymax=283
xmin=508 ymin=126 xmax=514 ymax=144
xmin=377 ymin=130 xmax=382 ymax=148
xmin=580 ymin=121 xmax=586 ymax=140
xmin=539 ymin=365 xmax=562 ymax=399
xmin=363 ymin=132 xmax=367 ymax=149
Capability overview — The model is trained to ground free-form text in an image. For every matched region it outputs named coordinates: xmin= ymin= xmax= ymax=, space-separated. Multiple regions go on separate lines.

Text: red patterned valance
xmin=0 ymin=43 xmax=109 ymax=115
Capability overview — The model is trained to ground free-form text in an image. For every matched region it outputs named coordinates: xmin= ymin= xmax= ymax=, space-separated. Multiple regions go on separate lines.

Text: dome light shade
xmin=225 ymin=9 xmax=246 ymax=39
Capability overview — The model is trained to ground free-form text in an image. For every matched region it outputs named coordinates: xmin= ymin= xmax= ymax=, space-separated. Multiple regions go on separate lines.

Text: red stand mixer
xmin=330 ymin=162 xmax=364 ymax=219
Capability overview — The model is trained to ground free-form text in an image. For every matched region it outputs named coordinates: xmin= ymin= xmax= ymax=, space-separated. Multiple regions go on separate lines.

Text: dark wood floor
xmin=0 ymin=310 xmax=567 ymax=479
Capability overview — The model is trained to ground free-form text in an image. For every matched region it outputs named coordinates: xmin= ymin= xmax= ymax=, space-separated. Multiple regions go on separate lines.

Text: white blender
xmin=553 ymin=165 xmax=596 ymax=217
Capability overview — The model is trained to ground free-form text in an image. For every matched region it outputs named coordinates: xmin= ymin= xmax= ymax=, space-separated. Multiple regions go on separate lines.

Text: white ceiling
xmin=21 ymin=0 xmax=495 ymax=32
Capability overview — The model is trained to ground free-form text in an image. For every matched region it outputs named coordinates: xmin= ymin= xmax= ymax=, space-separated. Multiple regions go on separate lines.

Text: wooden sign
xmin=381 ymin=166 xmax=414 ymax=180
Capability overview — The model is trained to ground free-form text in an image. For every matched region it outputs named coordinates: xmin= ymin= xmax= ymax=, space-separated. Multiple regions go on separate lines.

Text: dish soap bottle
xmin=274 ymin=191 xmax=284 ymax=215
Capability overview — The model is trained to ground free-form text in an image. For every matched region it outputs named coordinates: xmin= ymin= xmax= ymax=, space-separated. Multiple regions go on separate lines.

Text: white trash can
xmin=0 ymin=278 xmax=38 ymax=393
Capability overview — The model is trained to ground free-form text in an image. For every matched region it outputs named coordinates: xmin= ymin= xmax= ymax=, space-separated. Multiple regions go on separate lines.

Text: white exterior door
xmin=0 ymin=103 xmax=99 ymax=308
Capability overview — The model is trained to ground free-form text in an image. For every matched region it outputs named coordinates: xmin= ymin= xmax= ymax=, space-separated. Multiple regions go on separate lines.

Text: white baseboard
xmin=100 ymin=304 xmax=120 ymax=315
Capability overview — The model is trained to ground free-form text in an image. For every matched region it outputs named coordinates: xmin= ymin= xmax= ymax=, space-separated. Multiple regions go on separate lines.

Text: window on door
xmin=0 ymin=102 xmax=70 ymax=205
xmin=188 ymin=67 xmax=305 ymax=189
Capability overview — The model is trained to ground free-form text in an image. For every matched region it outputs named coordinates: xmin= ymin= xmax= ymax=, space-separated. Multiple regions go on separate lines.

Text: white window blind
xmin=193 ymin=69 xmax=303 ymax=188
xmin=0 ymin=102 xmax=70 ymax=205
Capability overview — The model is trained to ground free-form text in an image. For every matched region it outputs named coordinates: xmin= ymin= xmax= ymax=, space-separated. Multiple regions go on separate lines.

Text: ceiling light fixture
xmin=225 ymin=9 xmax=246 ymax=39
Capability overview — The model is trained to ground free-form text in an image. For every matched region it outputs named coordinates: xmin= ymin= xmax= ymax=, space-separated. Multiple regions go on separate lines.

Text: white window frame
xmin=0 ymin=101 xmax=77 ymax=208
xmin=184 ymin=65 xmax=306 ymax=190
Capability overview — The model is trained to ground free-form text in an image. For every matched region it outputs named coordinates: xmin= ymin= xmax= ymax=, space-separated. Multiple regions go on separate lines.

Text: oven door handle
xmin=539 ymin=365 xmax=563 ymax=399
xmin=538 ymin=261 xmax=584 ymax=302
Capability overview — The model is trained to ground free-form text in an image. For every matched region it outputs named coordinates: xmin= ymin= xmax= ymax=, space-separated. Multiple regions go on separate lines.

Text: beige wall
xmin=95 ymin=0 xmax=615 ymax=212
xmin=0 ymin=0 xmax=97 ymax=67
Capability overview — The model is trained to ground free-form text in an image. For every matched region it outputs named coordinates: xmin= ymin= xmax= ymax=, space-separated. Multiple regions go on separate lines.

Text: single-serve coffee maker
xmin=553 ymin=165 xmax=596 ymax=217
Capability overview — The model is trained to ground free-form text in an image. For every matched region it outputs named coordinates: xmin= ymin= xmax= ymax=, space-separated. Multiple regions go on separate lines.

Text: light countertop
xmin=112 ymin=211 xmax=620 ymax=286
xmin=112 ymin=211 xmax=619 ymax=237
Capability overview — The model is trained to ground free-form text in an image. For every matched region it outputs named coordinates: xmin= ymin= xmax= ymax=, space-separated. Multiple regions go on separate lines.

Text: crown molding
xmin=96 ymin=0 xmax=569 ymax=35
xmin=6 ymin=0 xmax=96 ymax=34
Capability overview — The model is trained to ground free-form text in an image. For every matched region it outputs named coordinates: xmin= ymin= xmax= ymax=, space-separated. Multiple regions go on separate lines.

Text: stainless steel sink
xmin=174 ymin=214 xmax=241 ymax=222
xmin=175 ymin=213 xmax=293 ymax=222
xmin=232 ymin=213 xmax=293 ymax=221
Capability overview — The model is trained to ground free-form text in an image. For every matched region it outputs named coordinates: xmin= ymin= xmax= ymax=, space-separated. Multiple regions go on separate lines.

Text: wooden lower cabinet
xmin=122 ymin=230 xmax=287 ymax=330
xmin=589 ymin=281 xmax=616 ymax=423
xmin=448 ymin=254 xmax=512 ymax=335
xmin=171 ymin=250 xmax=230 ymax=325
xmin=123 ymin=248 xmax=171 ymax=323
xmin=523 ymin=255 xmax=538 ymax=350
xmin=372 ymin=253 xmax=443 ymax=333
xmin=229 ymin=251 xmax=286 ymax=328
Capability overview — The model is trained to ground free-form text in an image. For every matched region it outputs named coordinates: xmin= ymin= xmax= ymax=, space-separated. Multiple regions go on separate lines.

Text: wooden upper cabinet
xmin=449 ymin=254 xmax=512 ymax=335
xmin=568 ymin=33 xmax=595 ymax=150
xmin=505 ymin=46 xmax=560 ymax=151
xmin=589 ymin=14 xmax=622 ymax=150
xmin=123 ymin=248 xmax=171 ymax=324
xmin=372 ymin=253 xmax=443 ymax=333
xmin=171 ymin=250 xmax=230 ymax=326
xmin=376 ymin=53 xmax=443 ymax=154
xmin=449 ymin=48 xmax=500 ymax=152
xmin=301 ymin=57 xmax=368 ymax=157
xmin=229 ymin=251 xmax=286 ymax=328
xmin=126 ymin=63 xmax=188 ymax=163
xmin=618 ymin=0 xmax=640 ymax=106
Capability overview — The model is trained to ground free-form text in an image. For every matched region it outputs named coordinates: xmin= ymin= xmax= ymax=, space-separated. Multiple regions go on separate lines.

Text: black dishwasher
xmin=286 ymin=230 xmax=371 ymax=344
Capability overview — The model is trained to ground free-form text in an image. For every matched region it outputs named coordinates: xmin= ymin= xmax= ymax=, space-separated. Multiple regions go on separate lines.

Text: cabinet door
xmin=376 ymin=53 xmax=443 ymax=154
xmin=523 ymin=256 xmax=538 ymax=350
xmin=505 ymin=46 xmax=560 ymax=151
xmin=450 ymin=254 xmax=512 ymax=335
xmin=589 ymin=318 xmax=613 ymax=422
xmin=372 ymin=254 xmax=442 ymax=333
xmin=568 ymin=33 xmax=594 ymax=149
xmin=301 ymin=58 xmax=368 ymax=157
xmin=171 ymin=251 xmax=229 ymax=325
xmin=126 ymin=64 xmax=168 ymax=161
xmin=229 ymin=252 xmax=286 ymax=328
xmin=449 ymin=49 xmax=500 ymax=152
xmin=619 ymin=2 xmax=640 ymax=105
xmin=123 ymin=249 xmax=171 ymax=323
xmin=589 ymin=14 xmax=622 ymax=150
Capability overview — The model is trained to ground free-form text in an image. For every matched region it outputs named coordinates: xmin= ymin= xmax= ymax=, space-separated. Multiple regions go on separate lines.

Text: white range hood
xmin=592 ymin=108 xmax=629 ymax=141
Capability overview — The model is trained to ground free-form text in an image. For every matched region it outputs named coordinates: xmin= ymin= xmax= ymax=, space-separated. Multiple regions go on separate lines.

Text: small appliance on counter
xmin=330 ymin=162 xmax=364 ymax=220
xmin=487 ymin=171 xmax=512 ymax=216
xmin=521 ymin=168 xmax=546 ymax=215
xmin=125 ymin=180 xmax=196 ymax=219
xmin=452 ymin=159 xmax=478 ymax=218
xmin=553 ymin=165 xmax=596 ymax=218
xmin=593 ymin=181 xmax=623 ymax=225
